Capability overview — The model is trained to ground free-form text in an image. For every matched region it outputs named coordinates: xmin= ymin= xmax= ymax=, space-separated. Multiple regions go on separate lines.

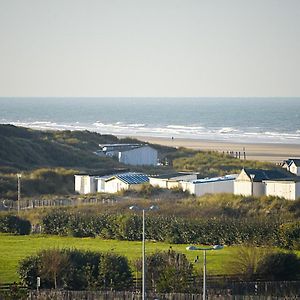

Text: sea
xmin=1 ymin=97 xmax=300 ymax=144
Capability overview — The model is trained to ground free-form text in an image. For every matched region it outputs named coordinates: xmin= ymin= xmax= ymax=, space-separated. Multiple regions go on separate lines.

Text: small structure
xmin=95 ymin=144 xmax=158 ymax=166
xmin=234 ymin=168 xmax=294 ymax=197
xmin=180 ymin=174 xmax=237 ymax=197
xmin=287 ymin=159 xmax=300 ymax=176
xmin=74 ymin=174 xmax=98 ymax=194
xmin=264 ymin=177 xmax=300 ymax=200
xmin=104 ymin=172 xmax=149 ymax=193
xmin=74 ymin=169 xmax=128 ymax=194
xmin=149 ymin=172 xmax=198 ymax=189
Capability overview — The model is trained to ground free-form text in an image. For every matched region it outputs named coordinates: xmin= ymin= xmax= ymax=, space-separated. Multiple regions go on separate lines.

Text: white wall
xmin=149 ymin=174 xmax=197 ymax=189
xmin=265 ymin=181 xmax=298 ymax=200
xmin=183 ymin=180 xmax=234 ymax=197
xmin=234 ymin=181 xmax=265 ymax=197
xmin=104 ymin=178 xmax=129 ymax=193
xmin=289 ymin=162 xmax=300 ymax=176
xmin=296 ymin=182 xmax=300 ymax=200
xmin=119 ymin=146 xmax=157 ymax=166
xmin=74 ymin=175 xmax=97 ymax=194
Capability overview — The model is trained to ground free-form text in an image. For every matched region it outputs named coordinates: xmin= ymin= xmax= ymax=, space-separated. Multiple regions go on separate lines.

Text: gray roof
xmin=289 ymin=159 xmax=300 ymax=167
xmin=264 ymin=176 xmax=300 ymax=183
xmin=243 ymin=168 xmax=295 ymax=182
xmin=150 ymin=172 xmax=197 ymax=180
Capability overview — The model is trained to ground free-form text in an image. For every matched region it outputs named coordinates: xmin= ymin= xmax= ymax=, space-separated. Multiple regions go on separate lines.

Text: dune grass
xmin=0 ymin=234 xmax=232 ymax=283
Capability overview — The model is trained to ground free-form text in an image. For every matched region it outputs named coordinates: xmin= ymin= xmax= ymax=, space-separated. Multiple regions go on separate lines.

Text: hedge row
xmin=0 ymin=214 xmax=31 ymax=235
xmin=42 ymin=210 xmax=280 ymax=246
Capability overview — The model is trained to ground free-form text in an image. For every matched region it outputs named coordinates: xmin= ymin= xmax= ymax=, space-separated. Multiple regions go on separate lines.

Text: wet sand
xmin=134 ymin=136 xmax=300 ymax=163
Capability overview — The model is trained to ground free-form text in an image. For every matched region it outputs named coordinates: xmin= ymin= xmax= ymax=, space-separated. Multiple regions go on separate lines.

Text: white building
xmin=234 ymin=168 xmax=294 ymax=197
xmin=103 ymin=172 xmax=149 ymax=193
xmin=180 ymin=175 xmax=237 ymax=197
xmin=95 ymin=144 xmax=158 ymax=166
xmin=74 ymin=174 xmax=98 ymax=194
xmin=149 ymin=172 xmax=198 ymax=189
xmin=264 ymin=178 xmax=300 ymax=200
xmin=288 ymin=159 xmax=300 ymax=176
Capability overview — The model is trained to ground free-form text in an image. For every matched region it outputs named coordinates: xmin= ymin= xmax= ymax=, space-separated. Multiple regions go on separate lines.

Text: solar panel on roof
xmin=116 ymin=172 xmax=149 ymax=184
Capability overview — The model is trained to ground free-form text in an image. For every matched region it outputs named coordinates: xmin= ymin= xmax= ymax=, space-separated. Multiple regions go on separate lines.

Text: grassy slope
xmin=0 ymin=124 xmax=123 ymax=171
xmin=173 ymin=151 xmax=278 ymax=178
xmin=0 ymin=234 xmax=231 ymax=283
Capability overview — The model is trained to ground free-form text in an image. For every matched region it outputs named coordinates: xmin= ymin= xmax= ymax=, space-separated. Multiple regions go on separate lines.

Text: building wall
xmin=234 ymin=181 xmax=265 ymax=197
xmin=289 ymin=163 xmax=300 ymax=176
xmin=149 ymin=174 xmax=197 ymax=189
xmin=183 ymin=180 xmax=234 ymax=197
xmin=149 ymin=178 xmax=168 ymax=188
xmin=296 ymin=182 xmax=300 ymax=200
xmin=104 ymin=178 xmax=129 ymax=193
xmin=119 ymin=146 xmax=157 ymax=166
xmin=265 ymin=181 xmax=297 ymax=200
xmin=74 ymin=175 xmax=97 ymax=194
xmin=97 ymin=178 xmax=107 ymax=192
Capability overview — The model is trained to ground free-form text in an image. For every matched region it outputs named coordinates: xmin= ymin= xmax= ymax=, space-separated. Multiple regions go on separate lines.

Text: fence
xmin=1 ymin=281 xmax=299 ymax=300
xmin=0 ymin=196 xmax=119 ymax=211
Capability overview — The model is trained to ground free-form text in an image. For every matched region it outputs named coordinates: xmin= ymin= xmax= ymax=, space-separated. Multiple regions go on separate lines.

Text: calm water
xmin=0 ymin=97 xmax=300 ymax=144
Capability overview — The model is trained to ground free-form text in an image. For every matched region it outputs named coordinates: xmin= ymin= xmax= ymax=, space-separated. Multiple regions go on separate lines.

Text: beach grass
xmin=0 ymin=234 xmax=231 ymax=283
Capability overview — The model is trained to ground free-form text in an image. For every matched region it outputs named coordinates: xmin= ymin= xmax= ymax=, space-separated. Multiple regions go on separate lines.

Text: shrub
xmin=0 ymin=214 xmax=31 ymax=235
xmin=18 ymin=249 xmax=133 ymax=291
xmin=137 ymin=250 xmax=193 ymax=293
xmin=257 ymin=252 xmax=300 ymax=281
xmin=279 ymin=221 xmax=300 ymax=250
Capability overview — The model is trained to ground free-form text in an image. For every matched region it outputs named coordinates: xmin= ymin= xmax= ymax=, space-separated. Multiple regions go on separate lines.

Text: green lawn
xmin=0 ymin=234 xmax=232 ymax=283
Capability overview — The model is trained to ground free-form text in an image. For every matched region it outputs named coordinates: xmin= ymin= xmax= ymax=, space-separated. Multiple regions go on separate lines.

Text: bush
xmin=138 ymin=250 xmax=193 ymax=293
xmin=0 ymin=215 xmax=31 ymax=235
xmin=257 ymin=252 xmax=300 ymax=281
xmin=279 ymin=221 xmax=300 ymax=250
xmin=18 ymin=249 xmax=133 ymax=290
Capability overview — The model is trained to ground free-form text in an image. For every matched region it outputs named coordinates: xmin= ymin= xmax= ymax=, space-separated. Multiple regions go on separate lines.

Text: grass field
xmin=0 ymin=234 xmax=234 ymax=283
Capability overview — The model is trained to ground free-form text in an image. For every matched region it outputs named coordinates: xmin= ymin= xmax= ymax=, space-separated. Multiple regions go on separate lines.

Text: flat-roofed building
xmin=264 ymin=177 xmax=300 ymax=200
xmin=180 ymin=174 xmax=237 ymax=197
xmin=149 ymin=172 xmax=198 ymax=189
xmin=74 ymin=174 xmax=98 ymax=194
xmin=95 ymin=144 xmax=158 ymax=166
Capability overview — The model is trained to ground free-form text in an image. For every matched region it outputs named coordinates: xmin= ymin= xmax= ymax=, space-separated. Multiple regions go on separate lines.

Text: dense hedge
xmin=19 ymin=249 xmax=132 ymax=290
xmin=0 ymin=214 xmax=31 ymax=235
xmin=41 ymin=210 xmax=280 ymax=246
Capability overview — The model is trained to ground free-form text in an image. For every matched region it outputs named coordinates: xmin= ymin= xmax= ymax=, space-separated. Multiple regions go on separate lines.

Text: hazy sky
xmin=0 ymin=0 xmax=299 ymax=97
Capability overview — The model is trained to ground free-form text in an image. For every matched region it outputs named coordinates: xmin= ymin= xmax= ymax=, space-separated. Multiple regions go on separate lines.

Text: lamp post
xmin=17 ymin=173 xmax=22 ymax=215
xmin=129 ymin=205 xmax=158 ymax=300
xmin=186 ymin=245 xmax=224 ymax=300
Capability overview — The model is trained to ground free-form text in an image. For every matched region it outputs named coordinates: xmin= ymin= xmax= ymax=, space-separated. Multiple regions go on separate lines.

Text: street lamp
xmin=186 ymin=244 xmax=224 ymax=300
xmin=17 ymin=173 xmax=22 ymax=215
xmin=129 ymin=205 xmax=159 ymax=300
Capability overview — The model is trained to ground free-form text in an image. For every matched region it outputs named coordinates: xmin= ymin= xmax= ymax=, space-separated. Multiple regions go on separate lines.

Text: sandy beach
xmin=134 ymin=136 xmax=300 ymax=163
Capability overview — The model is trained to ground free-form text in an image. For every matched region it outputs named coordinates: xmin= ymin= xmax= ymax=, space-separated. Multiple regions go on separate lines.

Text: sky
xmin=0 ymin=0 xmax=299 ymax=97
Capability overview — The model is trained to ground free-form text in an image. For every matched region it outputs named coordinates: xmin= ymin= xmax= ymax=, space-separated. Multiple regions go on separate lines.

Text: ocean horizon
xmin=1 ymin=97 xmax=300 ymax=144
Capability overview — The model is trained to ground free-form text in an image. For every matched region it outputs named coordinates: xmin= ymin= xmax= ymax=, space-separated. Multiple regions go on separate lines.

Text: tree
xmin=39 ymin=249 xmax=69 ymax=289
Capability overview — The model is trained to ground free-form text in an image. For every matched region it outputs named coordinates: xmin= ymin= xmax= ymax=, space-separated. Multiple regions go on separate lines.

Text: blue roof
xmin=113 ymin=172 xmax=149 ymax=184
xmin=191 ymin=175 xmax=237 ymax=184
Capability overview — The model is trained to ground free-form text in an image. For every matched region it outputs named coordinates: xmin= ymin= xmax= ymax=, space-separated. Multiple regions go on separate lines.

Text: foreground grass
xmin=0 ymin=234 xmax=232 ymax=283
